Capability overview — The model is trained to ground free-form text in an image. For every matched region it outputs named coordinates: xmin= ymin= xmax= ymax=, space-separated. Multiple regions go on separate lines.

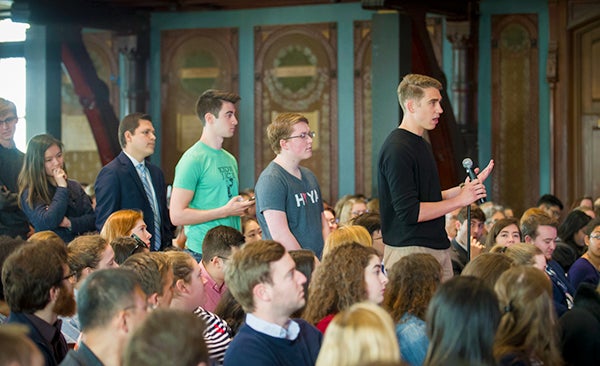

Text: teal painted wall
xmin=150 ymin=3 xmax=374 ymax=198
xmin=478 ymin=0 xmax=550 ymax=196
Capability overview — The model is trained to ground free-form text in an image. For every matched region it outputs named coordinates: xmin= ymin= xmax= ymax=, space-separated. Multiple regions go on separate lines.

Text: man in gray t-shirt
xmin=255 ymin=113 xmax=329 ymax=258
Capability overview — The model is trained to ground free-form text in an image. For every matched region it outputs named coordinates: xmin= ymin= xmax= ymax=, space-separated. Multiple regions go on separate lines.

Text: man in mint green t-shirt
xmin=170 ymin=90 xmax=254 ymax=261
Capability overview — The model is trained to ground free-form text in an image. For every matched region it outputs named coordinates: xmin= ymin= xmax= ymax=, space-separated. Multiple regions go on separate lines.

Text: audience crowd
xmin=1 ymin=80 xmax=600 ymax=366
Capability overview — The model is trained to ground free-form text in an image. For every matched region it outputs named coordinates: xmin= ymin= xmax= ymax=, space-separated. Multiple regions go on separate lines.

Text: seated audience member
xmin=242 ymin=216 xmax=262 ymax=244
xmin=570 ymin=196 xmax=593 ymax=211
xmin=323 ymin=207 xmax=338 ymax=233
xmin=484 ymin=218 xmax=522 ymax=249
xmin=100 ymin=209 xmax=152 ymax=249
xmin=494 ymin=243 xmax=547 ymax=271
xmin=568 ymin=218 xmax=600 ymax=290
xmin=366 ymin=198 xmax=379 ymax=214
xmin=200 ymin=225 xmax=245 ymax=312
xmin=18 ymin=134 xmax=95 ymax=242
xmin=322 ymin=225 xmax=373 ymax=258
xmin=2 ymin=240 xmax=75 ymax=365
xmin=27 ymin=230 xmax=65 ymax=245
xmin=503 ymin=206 xmax=515 ymax=218
xmin=338 ymin=197 xmax=369 ymax=226
xmin=165 ymin=251 xmax=233 ymax=365
xmin=111 ymin=236 xmax=150 ymax=265
xmin=494 ymin=266 xmax=562 ymax=366
xmin=59 ymin=268 xmax=148 ymax=366
xmin=383 ymin=253 xmax=441 ymax=366
xmin=333 ymin=195 xmax=353 ymax=222
xmin=481 ymin=203 xmax=506 ymax=236
xmin=123 ymin=309 xmax=209 ymax=366
xmin=290 ymin=249 xmax=319 ymax=318
xmin=316 ymin=302 xmax=400 ymax=366
xmin=214 ymin=290 xmax=245 ymax=335
xmin=224 ymin=240 xmax=322 ymax=366
xmin=0 ymin=324 xmax=44 ymax=366
xmin=559 ymin=283 xmax=600 ymax=366
xmin=121 ymin=252 xmax=173 ymax=310
xmin=444 ymin=208 xmax=461 ymax=242
xmin=61 ymin=235 xmax=118 ymax=344
xmin=304 ymin=243 xmax=388 ymax=332
xmin=537 ymin=194 xmax=564 ymax=221
xmin=461 ymin=253 xmax=513 ymax=290
xmin=450 ymin=205 xmax=486 ymax=275
xmin=424 ymin=276 xmax=500 ymax=366
xmin=0 ymin=235 xmax=26 ymax=322
xmin=351 ymin=212 xmax=385 ymax=256
xmin=554 ymin=210 xmax=592 ymax=272
xmin=521 ymin=209 xmax=575 ymax=316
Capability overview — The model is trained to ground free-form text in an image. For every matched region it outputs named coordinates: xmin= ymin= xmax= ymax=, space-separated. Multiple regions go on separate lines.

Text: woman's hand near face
xmin=53 ymin=168 xmax=68 ymax=188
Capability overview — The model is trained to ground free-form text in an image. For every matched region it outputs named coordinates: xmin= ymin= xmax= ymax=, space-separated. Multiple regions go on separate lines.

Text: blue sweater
xmin=223 ymin=319 xmax=322 ymax=366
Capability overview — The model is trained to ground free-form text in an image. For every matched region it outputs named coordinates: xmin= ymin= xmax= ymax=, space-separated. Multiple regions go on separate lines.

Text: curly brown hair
xmin=303 ymin=242 xmax=379 ymax=324
xmin=383 ymin=253 xmax=441 ymax=322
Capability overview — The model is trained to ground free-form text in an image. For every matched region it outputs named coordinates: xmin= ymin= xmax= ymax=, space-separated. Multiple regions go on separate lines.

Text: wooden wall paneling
xmin=353 ymin=20 xmax=372 ymax=197
xmin=254 ymin=23 xmax=338 ymax=203
xmin=160 ymin=28 xmax=239 ymax=184
xmin=491 ymin=14 xmax=539 ymax=217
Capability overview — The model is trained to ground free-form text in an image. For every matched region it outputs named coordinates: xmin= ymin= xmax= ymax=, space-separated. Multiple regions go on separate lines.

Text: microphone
xmin=462 ymin=158 xmax=486 ymax=204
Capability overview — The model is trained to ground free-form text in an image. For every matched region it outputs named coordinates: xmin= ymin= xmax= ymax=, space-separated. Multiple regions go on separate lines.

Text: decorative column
xmin=116 ymin=33 xmax=148 ymax=116
xmin=446 ymin=21 xmax=471 ymax=131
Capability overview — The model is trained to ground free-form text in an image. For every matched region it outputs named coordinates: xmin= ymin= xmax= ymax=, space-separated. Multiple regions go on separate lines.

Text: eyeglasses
xmin=284 ymin=131 xmax=316 ymax=140
xmin=0 ymin=116 xmax=17 ymax=125
xmin=590 ymin=233 xmax=600 ymax=240
xmin=351 ymin=209 xmax=369 ymax=216
xmin=63 ymin=271 xmax=77 ymax=282
xmin=130 ymin=233 xmax=149 ymax=255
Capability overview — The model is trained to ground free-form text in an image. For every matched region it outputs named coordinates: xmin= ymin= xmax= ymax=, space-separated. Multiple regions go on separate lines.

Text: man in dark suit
xmin=94 ymin=113 xmax=174 ymax=250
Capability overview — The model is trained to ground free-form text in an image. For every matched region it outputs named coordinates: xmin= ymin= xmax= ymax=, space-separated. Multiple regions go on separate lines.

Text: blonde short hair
xmin=323 ymin=225 xmax=372 ymax=258
xmin=397 ymin=74 xmax=442 ymax=113
xmin=316 ymin=302 xmax=400 ymax=366
xmin=266 ymin=112 xmax=309 ymax=154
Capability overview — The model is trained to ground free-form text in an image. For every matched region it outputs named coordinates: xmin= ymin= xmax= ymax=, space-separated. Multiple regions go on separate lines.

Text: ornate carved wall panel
xmin=354 ymin=20 xmax=372 ymax=197
xmin=62 ymin=31 xmax=119 ymax=184
xmin=161 ymin=28 xmax=239 ymax=183
xmin=254 ymin=23 xmax=338 ymax=203
xmin=491 ymin=14 xmax=539 ymax=217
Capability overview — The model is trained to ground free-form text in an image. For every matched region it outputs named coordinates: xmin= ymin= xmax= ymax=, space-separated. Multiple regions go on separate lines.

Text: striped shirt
xmin=194 ymin=306 xmax=233 ymax=365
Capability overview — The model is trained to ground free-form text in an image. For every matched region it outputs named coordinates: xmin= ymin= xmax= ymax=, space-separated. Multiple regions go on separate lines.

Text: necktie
xmin=137 ymin=163 xmax=161 ymax=250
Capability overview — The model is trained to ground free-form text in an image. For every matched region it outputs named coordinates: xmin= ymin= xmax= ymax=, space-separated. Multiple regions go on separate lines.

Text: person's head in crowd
xmin=316 ymin=302 xmax=400 ymax=366
xmin=214 ymin=289 xmax=245 ymax=335
xmin=323 ymin=225 xmax=373 ymax=258
xmin=290 ymin=249 xmax=318 ymax=317
xmin=239 ymin=189 xmax=256 ymax=218
xmin=521 ymin=209 xmax=559 ymax=261
xmin=27 ymin=230 xmax=65 ymax=246
xmin=504 ymin=206 xmax=515 ymax=218
xmin=351 ymin=211 xmax=384 ymax=256
xmin=241 ymin=216 xmax=262 ymax=244
xmin=201 ymin=225 xmax=245 ymax=283
xmin=123 ymin=309 xmax=208 ymax=366
xmin=461 ymin=253 xmax=513 ymax=290
xmin=444 ymin=207 xmax=461 ymax=241
xmin=111 ymin=236 xmax=149 ymax=265
xmin=67 ymin=234 xmax=118 ymax=288
xmin=0 ymin=236 xmax=26 ymax=317
xmin=225 ymin=240 xmax=306 ymax=322
xmin=118 ymin=113 xmax=156 ymax=162
xmin=101 ymin=209 xmax=152 ymax=248
xmin=304 ymin=243 xmax=387 ymax=325
xmin=570 ymin=196 xmax=593 ymax=211
xmin=121 ymin=252 xmax=173 ymax=310
xmin=383 ymin=253 xmax=441 ymax=323
xmin=481 ymin=203 xmax=507 ymax=234
xmin=497 ymin=242 xmax=547 ymax=271
xmin=76 ymin=268 xmax=148 ymax=365
xmin=338 ymin=197 xmax=369 ymax=226
xmin=583 ymin=217 xmax=600 ymax=256
xmin=558 ymin=209 xmax=592 ymax=249
xmin=537 ymin=194 xmax=564 ymax=221
xmin=164 ymin=251 xmax=206 ymax=312
xmin=17 ymin=134 xmax=66 ymax=207
xmin=334 ymin=195 xmax=352 ymax=223
xmin=323 ymin=207 xmax=338 ymax=232
xmin=0 ymin=324 xmax=44 ymax=366
xmin=485 ymin=218 xmax=522 ymax=249
xmin=424 ymin=276 xmax=500 ymax=366
xmin=455 ymin=205 xmax=487 ymax=243
xmin=573 ymin=205 xmax=595 ymax=219
xmin=494 ymin=266 xmax=561 ymax=366
xmin=0 ymin=98 xmax=19 ymax=148
xmin=195 ymin=89 xmax=241 ymax=126
xmin=366 ymin=198 xmax=379 ymax=214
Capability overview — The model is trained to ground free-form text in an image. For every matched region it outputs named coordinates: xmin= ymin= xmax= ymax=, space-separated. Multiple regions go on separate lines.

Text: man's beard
xmin=53 ymin=284 xmax=76 ymax=317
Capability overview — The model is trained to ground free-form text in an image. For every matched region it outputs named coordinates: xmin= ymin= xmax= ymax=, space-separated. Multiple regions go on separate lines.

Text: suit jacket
xmin=94 ymin=151 xmax=174 ymax=250
xmin=450 ymin=238 xmax=468 ymax=276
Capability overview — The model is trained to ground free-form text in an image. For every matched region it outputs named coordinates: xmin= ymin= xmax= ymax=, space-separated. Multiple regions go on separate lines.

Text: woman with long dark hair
xmin=18 ymin=134 xmax=95 ymax=242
